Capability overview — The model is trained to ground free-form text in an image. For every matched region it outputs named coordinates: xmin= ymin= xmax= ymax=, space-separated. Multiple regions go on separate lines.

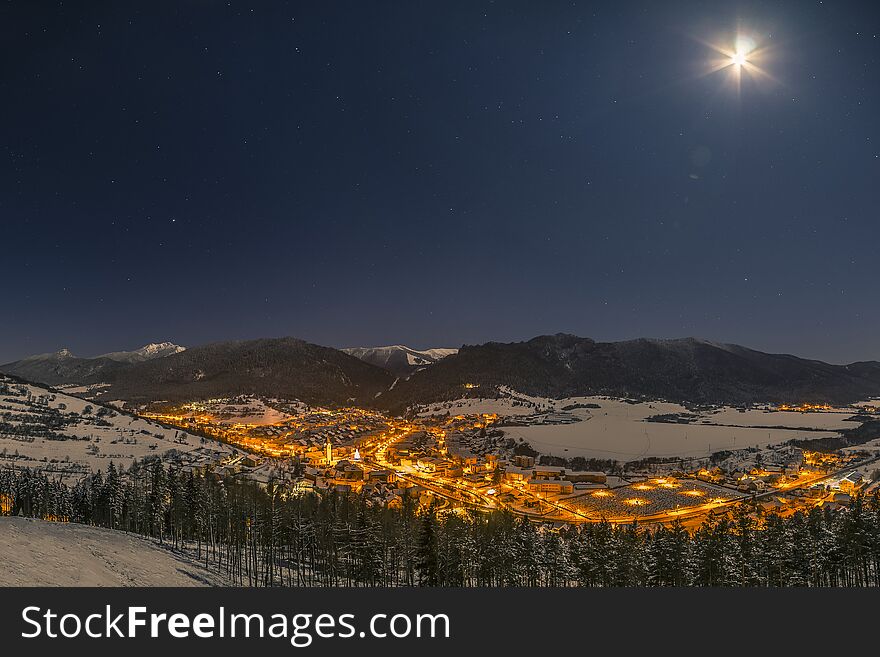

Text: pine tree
xmin=415 ymin=504 xmax=439 ymax=586
xmin=105 ymin=462 xmax=124 ymax=530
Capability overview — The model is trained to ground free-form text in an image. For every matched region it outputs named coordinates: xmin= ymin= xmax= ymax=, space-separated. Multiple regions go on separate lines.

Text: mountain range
xmin=341 ymin=345 xmax=458 ymax=376
xmin=87 ymin=338 xmax=394 ymax=406
xmin=99 ymin=342 xmax=186 ymax=363
xmin=377 ymin=334 xmax=880 ymax=410
xmin=0 ymin=343 xmax=186 ymax=387
xmin=3 ymin=334 xmax=880 ymax=410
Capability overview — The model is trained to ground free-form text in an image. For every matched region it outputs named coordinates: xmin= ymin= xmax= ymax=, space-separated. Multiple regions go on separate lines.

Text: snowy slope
xmin=0 ymin=517 xmax=231 ymax=586
xmin=0 ymin=374 xmax=234 ymax=476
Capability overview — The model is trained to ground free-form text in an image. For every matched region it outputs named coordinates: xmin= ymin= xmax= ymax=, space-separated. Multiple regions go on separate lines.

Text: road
xmin=358 ymin=426 xmax=880 ymax=526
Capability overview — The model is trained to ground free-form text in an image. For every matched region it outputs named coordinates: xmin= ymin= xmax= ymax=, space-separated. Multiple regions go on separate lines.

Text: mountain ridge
xmin=94 ymin=337 xmax=395 ymax=406
xmin=99 ymin=342 xmax=186 ymax=363
xmin=342 ymin=345 xmax=458 ymax=375
xmin=4 ymin=333 xmax=879 ymax=410
xmin=376 ymin=333 xmax=880 ymax=411
xmin=0 ymin=342 xmax=186 ymax=386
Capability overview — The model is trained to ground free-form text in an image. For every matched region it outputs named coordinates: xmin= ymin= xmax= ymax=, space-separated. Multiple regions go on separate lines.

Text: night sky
xmin=3 ymin=1 xmax=879 ymax=364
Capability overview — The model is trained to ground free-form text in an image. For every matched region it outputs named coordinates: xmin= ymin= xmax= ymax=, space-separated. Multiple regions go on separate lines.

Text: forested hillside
xmin=3 ymin=459 xmax=880 ymax=587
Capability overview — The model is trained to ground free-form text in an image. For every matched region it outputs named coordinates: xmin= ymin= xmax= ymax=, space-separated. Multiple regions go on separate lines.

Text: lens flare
xmin=696 ymin=31 xmax=777 ymax=96
xmin=730 ymin=52 xmax=747 ymax=67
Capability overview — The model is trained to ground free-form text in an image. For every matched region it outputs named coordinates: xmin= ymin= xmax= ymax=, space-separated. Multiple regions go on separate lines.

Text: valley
xmin=3 ymin=335 xmax=880 ymax=527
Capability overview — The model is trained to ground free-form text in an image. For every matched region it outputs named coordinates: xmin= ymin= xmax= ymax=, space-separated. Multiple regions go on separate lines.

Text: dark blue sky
xmin=2 ymin=1 xmax=878 ymax=364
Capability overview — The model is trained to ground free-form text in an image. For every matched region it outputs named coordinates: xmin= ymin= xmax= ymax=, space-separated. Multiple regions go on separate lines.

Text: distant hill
xmin=0 ymin=342 xmax=185 ymax=386
xmin=0 ymin=348 xmax=128 ymax=386
xmin=0 ymin=373 xmax=235 ymax=472
xmin=378 ymin=334 xmax=880 ymax=411
xmin=343 ymin=345 xmax=458 ymax=376
xmin=97 ymin=337 xmax=395 ymax=406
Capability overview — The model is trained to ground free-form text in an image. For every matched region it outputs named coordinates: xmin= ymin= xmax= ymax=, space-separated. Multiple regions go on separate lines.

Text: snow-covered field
xmin=418 ymin=387 xmax=560 ymax=417
xmin=419 ymin=397 xmax=540 ymax=417
xmin=702 ymin=406 xmax=857 ymax=430
xmin=0 ymin=517 xmax=230 ymax=586
xmin=177 ymin=397 xmax=299 ymax=426
xmin=0 ymin=377 xmax=233 ymax=475
xmin=420 ymin=392 xmax=853 ymax=461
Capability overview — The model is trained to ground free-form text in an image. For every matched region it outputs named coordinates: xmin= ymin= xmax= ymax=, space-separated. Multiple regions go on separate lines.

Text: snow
xmin=57 ymin=382 xmax=111 ymax=395
xmin=503 ymin=398 xmax=843 ymax=460
xmin=418 ymin=388 xmax=569 ymax=417
xmin=418 ymin=390 xmax=849 ymax=461
xmin=344 ymin=345 xmax=458 ymax=365
xmin=406 ymin=353 xmax=431 ymax=366
xmin=0 ymin=377 xmax=234 ymax=475
xmin=419 ymin=347 xmax=459 ymax=359
xmin=174 ymin=397 xmax=296 ymax=426
xmin=99 ymin=341 xmax=186 ymax=362
xmin=0 ymin=517 xmax=231 ymax=586
xmin=701 ymin=406 xmax=857 ymax=431
xmin=419 ymin=397 xmax=540 ymax=417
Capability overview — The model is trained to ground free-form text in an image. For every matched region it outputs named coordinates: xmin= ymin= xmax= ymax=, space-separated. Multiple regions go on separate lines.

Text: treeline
xmin=2 ymin=458 xmax=880 ymax=587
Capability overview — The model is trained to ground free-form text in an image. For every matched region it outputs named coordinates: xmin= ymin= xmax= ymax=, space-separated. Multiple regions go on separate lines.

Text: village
xmin=136 ymin=395 xmax=880 ymax=526
xmin=5 ymin=374 xmax=878 ymax=526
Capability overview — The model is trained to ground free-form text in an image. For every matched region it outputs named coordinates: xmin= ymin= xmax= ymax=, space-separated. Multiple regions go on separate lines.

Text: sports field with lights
xmin=567 ymin=479 xmax=742 ymax=519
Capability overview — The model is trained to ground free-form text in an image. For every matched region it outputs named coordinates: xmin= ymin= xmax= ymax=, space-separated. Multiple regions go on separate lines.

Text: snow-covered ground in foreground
xmin=0 ymin=517 xmax=231 ymax=586
xmin=1 ymin=377 xmax=234 ymax=474
xmin=420 ymin=392 xmax=853 ymax=460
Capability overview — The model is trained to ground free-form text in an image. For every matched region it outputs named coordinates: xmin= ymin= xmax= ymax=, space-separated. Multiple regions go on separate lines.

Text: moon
xmin=698 ymin=31 xmax=776 ymax=94
xmin=730 ymin=36 xmax=755 ymax=67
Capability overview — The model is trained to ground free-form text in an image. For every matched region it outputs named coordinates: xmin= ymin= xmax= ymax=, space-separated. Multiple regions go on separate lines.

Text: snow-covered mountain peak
xmin=99 ymin=342 xmax=186 ymax=363
xmin=342 ymin=345 xmax=458 ymax=375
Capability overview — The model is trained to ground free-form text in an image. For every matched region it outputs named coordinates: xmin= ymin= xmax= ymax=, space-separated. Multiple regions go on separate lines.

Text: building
xmin=367 ymin=469 xmax=394 ymax=484
xmin=513 ymin=455 xmax=536 ymax=468
xmin=527 ymin=478 xmax=574 ymax=495
xmin=838 ymin=472 xmax=863 ymax=494
xmin=291 ymin=480 xmax=314 ymax=496
xmin=504 ymin=466 xmax=531 ymax=483
xmin=325 ymin=436 xmax=333 ymax=465
xmin=334 ymin=461 xmax=364 ymax=481
xmin=565 ymin=471 xmax=606 ymax=484
xmin=533 ymin=465 xmax=566 ymax=480
xmin=417 ymin=457 xmax=442 ymax=472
